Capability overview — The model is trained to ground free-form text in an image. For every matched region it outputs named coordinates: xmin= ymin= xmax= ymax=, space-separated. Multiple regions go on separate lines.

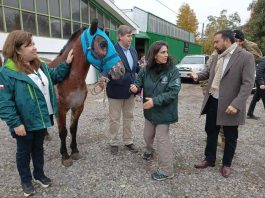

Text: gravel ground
xmin=0 ymin=83 xmax=264 ymax=198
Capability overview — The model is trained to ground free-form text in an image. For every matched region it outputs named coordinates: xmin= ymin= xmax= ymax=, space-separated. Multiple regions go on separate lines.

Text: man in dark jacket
xmin=233 ymin=29 xmax=264 ymax=119
xmin=105 ymin=25 xmax=139 ymax=155
xmin=247 ymin=57 xmax=265 ymax=116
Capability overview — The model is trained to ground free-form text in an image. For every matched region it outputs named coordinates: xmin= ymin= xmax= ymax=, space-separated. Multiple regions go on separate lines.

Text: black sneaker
xmin=21 ymin=181 xmax=35 ymax=197
xmin=143 ymin=152 xmax=153 ymax=160
xmin=151 ymin=170 xmax=174 ymax=181
xmin=34 ymin=176 xmax=51 ymax=188
xmin=111 ymin=145 xmax=118 ymax=155
xmin=125 ymin=144 xmax=138 ymax=153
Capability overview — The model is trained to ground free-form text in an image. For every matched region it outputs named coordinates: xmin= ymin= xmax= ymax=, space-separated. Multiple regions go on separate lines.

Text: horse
xmin=49 ymin=19 xmax=125 ymax=167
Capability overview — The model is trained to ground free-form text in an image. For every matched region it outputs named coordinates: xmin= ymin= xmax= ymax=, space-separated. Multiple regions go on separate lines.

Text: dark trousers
xmin=13 ymin=129 xmax=46 ymax=183
xmin=247 ymin=87 xmax=265 ymax=115
xmin=204 ymin=96 xmax=238 ymax=167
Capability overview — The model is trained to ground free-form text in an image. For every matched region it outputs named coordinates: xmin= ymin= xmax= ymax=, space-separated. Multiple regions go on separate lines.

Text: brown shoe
xmin=220 ymin=165 xmax=232 ymax=178
xmin=194 ymin=160 xmax=215 ymax=169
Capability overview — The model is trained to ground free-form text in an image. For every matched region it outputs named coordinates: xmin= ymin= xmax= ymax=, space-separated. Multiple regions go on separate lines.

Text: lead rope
xmin=90 ymin=77 xmax=110 ymax=106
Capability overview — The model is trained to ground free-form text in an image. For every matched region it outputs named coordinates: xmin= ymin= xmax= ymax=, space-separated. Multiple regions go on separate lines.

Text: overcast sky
xmin=114 ymin=0 xmax=253 ymax=33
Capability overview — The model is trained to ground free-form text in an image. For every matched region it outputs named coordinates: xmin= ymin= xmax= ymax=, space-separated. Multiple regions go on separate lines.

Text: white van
xmin=176 ymin=55 xmax=209 ymax=79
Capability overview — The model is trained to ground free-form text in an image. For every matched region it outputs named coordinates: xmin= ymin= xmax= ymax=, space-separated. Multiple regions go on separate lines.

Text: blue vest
xmin=80 ymin=28 xmax=121 ymax=72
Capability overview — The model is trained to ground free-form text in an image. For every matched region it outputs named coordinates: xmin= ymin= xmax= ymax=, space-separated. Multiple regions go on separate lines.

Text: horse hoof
xmin=71 ymin=153 xmax=82 ymax=160
xmin=62 ymin=158 xmax=73 ymax=167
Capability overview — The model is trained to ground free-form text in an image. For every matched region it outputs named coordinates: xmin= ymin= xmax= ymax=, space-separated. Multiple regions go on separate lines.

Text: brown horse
xmin=49 ymin=19 xmax=125 ymax=166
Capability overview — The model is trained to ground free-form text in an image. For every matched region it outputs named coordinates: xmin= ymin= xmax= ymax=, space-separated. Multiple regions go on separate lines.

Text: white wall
xmin=0 ymin=33 xmax=97 ymax=84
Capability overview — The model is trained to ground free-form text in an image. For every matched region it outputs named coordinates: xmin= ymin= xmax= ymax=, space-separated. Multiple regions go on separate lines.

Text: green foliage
xmin=245 ymin=0 xmax=265 ymax=55
xmin=201 ymin=10 xmax=241 ymax=54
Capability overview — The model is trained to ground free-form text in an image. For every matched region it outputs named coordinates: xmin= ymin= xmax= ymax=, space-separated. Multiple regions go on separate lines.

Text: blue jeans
xmin=13 ymin=129 xmax=46 ymax=183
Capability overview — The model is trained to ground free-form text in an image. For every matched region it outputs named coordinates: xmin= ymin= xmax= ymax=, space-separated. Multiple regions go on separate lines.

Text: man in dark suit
xmin=104 ymin=25 xmax=139 ymax=155
xmin=189 ymin=30 xmax=255 ymax=177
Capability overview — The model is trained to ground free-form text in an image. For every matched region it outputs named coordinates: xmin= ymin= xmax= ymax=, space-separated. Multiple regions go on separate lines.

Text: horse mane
xmin=58 ymin=27 xmax=87 ymax=56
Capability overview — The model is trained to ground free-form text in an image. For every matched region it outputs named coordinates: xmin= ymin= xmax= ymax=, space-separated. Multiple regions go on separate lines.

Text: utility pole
xmin=201 ymin=22 xmax=205 ymax=39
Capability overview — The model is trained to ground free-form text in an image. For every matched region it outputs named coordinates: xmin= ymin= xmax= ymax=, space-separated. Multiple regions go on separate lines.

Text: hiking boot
xmin=143 ymin=152 xmax=153 ymax=160
xmin=21 ymin=181 xmax=35 ymax=197
xmin=151 ymin=170 xmax=174 ymax=181
xmin=125 ymin=144 xmax=138 ymax=153
xmin=34 ymin=175 xmax=51 ymax=188
xmin=111 ymin=145 xmax=118 ymax=155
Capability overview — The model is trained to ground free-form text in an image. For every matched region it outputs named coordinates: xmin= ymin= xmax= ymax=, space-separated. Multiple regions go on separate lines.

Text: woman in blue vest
xmin=130 ymin=41 xmax=181 ymax=181
xmin=0 ymin=30 xmax=73 ymax=197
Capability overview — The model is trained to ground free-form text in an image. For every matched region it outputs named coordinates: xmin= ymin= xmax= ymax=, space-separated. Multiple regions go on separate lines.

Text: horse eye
xmin=100 ymin=42 xmax=107 ymax=48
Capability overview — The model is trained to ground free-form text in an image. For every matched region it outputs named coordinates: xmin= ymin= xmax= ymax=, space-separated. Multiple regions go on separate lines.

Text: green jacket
xmin=134 ymin=66 xmax=181 ymax=124
xmin=0 ymin=59 xmax=70 ymax=132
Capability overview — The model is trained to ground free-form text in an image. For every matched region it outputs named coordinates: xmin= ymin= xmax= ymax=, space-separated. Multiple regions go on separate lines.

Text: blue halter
xmin=80 ymin=28 xmax=121 ymax=72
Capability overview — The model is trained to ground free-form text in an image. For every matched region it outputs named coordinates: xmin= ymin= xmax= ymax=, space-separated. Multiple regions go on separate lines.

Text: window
xmin=97 ymin=11 xmax=103 ymax=27
xmin=0 ymin=0 xmax=118 ymax=40
xmin=90 ymin=4 xmax=96 ymax=22
xmin=104 ymin=16 xmax=110 ymax=30
xmin=21 ymin=0 xmax=34 ymax=11
xmin=0 ymin=7 xmax=4 ymax=32
xmin=62 ymin=20 xmax=71 ymax=39
xmin=72 ymin=22 xmax=80 ymax=33
xmin=81 ymin=1 xmax=88 ymax=24
xmin=22 ymin=11 xmax=36 ymax=34
xmin=61 ymin=0 xmax=70 ymax=19
xmin=51 ymin=18 xmax=61 ymax=38
xmin=3 ymin=0 xmax=19 ymax=8
xmin=72 ymin=0 xmax=80 ymax=21
xmin=110 ymin=19 xmax=115 ymax=30
xmin=36 ymin=0 xmax=48 ymax=14
xmin=49 ymin=0 xmax=60 ymax=17
xmin=37 ymin=15 xmax=49 ymax=37
xmin=5 ymin=8 xmax=21 ymax=32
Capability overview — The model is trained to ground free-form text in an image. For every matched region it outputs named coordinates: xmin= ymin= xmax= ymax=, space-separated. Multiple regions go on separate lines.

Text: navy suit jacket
xmin=106 ymin=43 xmax=139 ymax=99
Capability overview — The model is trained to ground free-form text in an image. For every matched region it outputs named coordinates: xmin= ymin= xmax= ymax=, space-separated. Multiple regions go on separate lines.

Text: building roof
xmin=97 ymin=0 xmax=140 ymax=34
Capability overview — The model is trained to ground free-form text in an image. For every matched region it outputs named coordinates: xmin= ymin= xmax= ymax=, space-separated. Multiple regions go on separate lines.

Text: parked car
xmin=176 ymin=55 xmax=209 ymax=79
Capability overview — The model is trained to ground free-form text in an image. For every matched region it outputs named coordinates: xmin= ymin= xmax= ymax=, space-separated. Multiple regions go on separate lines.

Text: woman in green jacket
xmin=130 ymin=41 xmax=181 ymax=181
xmin=0 ymin=30 xmax=73 ymax=197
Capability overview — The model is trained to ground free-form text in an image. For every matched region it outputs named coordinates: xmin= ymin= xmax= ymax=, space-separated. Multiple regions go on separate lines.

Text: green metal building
xmin=0 ymin=0 xmax=201 ymax=64
xmin=124 ymin=7 xmax=202 ymax=63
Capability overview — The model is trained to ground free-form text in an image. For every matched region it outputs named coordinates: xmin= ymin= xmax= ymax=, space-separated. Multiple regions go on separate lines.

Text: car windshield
xmin=181 ymin=57 xmax=204 ymax=64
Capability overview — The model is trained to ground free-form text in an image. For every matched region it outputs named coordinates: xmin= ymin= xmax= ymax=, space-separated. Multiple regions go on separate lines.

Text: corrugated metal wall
xmin=147 ymin=32 xmax=201 ymax=63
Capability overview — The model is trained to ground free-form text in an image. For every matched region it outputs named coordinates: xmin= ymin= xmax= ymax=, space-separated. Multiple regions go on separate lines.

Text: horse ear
xmin=90 ymin=18 xmax=98 ymax=35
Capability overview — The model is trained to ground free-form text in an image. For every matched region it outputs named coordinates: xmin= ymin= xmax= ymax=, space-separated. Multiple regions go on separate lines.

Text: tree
xmin=202 ymin=10 xmax=241 ymax=54
xmin=176 ymin=3 xmax=198 ymax=36
xmin=245 ymin=0 xmax=265 ymax=54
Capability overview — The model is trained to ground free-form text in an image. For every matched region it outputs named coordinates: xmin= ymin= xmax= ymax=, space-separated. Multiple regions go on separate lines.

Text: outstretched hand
xmin=66 ymin=49 xmax=74 ymax=64
xmin=187 ymin=69 xmax=198 ymax=81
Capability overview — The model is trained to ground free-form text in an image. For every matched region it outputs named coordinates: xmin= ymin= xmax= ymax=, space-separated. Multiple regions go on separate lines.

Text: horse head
xmin=81 ymin=19 xmax=125 ymax=80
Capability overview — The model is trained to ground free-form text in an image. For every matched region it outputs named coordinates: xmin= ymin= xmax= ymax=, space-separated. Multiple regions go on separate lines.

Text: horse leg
xmin=69 ymin=105 xmax=84 ymax=160
xmin=58 ymin=108 xmax=73 ymax=167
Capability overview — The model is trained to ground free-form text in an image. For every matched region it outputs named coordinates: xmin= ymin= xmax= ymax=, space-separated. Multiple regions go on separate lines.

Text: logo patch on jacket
xmin=161 ymin=76 xmax=168 ymax=84
xmin=0 ymin=85 xmax=4 ymax=90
